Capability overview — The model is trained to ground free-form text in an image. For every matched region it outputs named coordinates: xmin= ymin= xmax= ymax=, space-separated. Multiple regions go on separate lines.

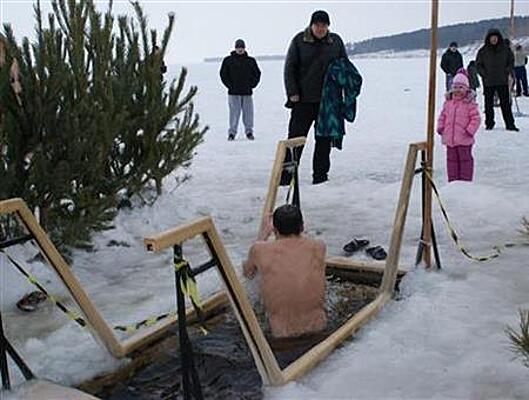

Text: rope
xmin=0 ymin=249 xmax=201 ymax=334
xmin=423 ymin=169 xmax=501 ymax=262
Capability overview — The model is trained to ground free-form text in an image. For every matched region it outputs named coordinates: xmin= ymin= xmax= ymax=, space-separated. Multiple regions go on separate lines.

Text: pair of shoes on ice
xmin=17 ymin=291 xmax=48 ymax=312
xmin=227 ymin=132 xmax=255 ymax=141
xmin=343 ymin=239 xmax=387 ymax=260
xmin=279 ymin=172 xmax=329 ymax=186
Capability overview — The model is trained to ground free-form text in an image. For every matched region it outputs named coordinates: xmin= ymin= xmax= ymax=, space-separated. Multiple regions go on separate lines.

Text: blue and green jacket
xmin=316 ymin=58 xmax=362 ymax=149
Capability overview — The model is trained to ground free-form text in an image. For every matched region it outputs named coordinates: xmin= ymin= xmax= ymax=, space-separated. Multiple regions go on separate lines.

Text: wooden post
xmin=510 ymin=0 xmax=515 ymax=39
xmin=422 ymin=0 xmax=439 ymax=268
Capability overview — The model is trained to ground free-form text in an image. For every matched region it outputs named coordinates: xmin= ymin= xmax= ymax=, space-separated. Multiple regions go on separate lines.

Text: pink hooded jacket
xmin=437 ymin=93 xmax=480 ymax=147
xmin=437 ymin=69 xmax=481 ymax=147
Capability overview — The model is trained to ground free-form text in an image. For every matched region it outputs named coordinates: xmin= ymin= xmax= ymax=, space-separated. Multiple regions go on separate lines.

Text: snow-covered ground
xmin=2 ymin=56 xmax=529 ymax=399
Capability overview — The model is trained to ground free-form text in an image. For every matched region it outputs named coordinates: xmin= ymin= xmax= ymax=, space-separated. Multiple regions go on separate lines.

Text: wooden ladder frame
xmin=0 ymin=198 xmax=226 ymax=358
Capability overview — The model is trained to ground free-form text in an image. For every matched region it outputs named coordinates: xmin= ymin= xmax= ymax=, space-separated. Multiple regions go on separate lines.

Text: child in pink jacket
xmin=437 ymin=69 xmax=481 ymax=182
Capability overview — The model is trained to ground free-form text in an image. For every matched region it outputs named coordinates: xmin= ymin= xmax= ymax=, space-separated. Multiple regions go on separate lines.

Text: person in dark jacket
xmin=441 ymin=42 xmax=464 ymax=91
xmin=476 ymin=29 xmax=518 ymax=131
xmin=220 ymin=39 xmax=261 ymax=140
xmin=467 ymin=60 xmax=480 ymax=91
xmin=514 ymin=44 xmax=528 ymax=97
xmin=282 ymin=10 xmax=347 ymax=185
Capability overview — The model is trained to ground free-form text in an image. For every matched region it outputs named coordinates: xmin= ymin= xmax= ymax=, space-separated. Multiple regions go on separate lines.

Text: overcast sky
xmin=1 ymin=1 xmax=528 ymax=63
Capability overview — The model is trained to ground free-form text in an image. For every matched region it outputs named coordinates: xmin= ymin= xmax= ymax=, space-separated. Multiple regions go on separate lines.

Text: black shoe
xmin=228 ymin=133 xmax=235 ymax=141
xmin=343 ymin=239 xmax=370 ymax=254
xmin=506 ymin=126 xmax=519 ymax=132
xmin=485 ymin=125 xmax=494 ymax=131
xmin=366 ymin=246 xmax=387 ymax=261
xmin=524 ymin=93 xmax=529 ymax=97
xmin=312 ymin=175 xmax=328 ymax=185
xmin=246 ymin=132 xmax=255 ymax=140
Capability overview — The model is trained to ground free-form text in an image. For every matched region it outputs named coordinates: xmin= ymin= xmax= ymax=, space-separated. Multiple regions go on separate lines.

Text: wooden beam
xmin=204 ymin=224 xmax=285 ymax=385
xmin=13 ymin=202 xmax=125 ymax=358
xmin=0 ymin=198 xmax=25 ymax=214
xmin=282 ymin=293 xmax=390 ymax=383
xmin=143 ymin=217 xmax=212 ymax=252
xmin=380 ymin=144 xmax=419 ymax=294
xmin=422 ymin=0 xmax=439 ymax=268
xmin=259 ymin=138 xmax=307 ymax=240
xmin=325 ymin=256 xmax=406 ymax=277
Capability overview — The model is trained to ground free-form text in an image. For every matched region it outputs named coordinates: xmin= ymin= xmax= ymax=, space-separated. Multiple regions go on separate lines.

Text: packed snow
xmin=2 ymin=55 xmax=529 ymax=399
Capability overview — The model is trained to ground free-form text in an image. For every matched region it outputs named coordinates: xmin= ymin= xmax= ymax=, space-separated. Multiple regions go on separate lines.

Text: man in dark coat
xmin=282 ymin=10 xmax=347 ymax=185
xmin=441 ymin=42 xmax=464 ymax=91
xmin=220 ymin=39 xmax=261 ymax=140
xmin=476 ymin=29 xmax=518 ymax=131
xmin=476 ymin=29 xmax=519 ymax=132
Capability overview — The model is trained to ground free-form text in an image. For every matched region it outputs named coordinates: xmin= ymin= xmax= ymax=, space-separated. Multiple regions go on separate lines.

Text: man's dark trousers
xmin=281 ymin=102 xmax=331 ymax=185
xmin=483 ymin=85 xmax=515 ymax=129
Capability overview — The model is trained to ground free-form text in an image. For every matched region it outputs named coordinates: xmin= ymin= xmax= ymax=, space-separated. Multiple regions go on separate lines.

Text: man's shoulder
xmin=329 ymin=32 xmax=344 ymax=42
xmin=303 ymin=237 xmax=326 ymax=252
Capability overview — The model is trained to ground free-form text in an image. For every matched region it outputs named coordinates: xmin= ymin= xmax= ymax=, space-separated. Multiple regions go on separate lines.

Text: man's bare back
xmin=243 ymin=235 xmax=327 ymax=338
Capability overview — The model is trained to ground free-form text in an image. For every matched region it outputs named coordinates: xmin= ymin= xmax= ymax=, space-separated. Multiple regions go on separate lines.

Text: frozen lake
xmin=2 ymin=57 xmax=529 ymax=399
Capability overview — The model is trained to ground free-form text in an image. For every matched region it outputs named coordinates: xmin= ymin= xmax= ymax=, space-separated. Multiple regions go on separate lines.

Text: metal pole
xmin=422 ymin=0 xmax=439 ymax=268
xmin=0 ymin=310 xmax=11 ymax=390
xmin=510 ymin=0 xmax=515 ymax=39
xmin=174 ymin=245 xmax=191 ymax=400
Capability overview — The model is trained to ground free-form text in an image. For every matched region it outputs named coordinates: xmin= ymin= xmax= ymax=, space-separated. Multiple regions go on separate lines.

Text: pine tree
xmin=0 ymin=0 xmax=207 ymax=253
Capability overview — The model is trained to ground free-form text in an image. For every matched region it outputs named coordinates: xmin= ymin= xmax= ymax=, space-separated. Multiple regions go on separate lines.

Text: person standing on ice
xmin=513 ymin=44 xmax=528 ymax=97
xmin=476 ymin=29 xmax=518 ymax=132
xmin=220 ymin=39 xmax=261 ymax=141
xmin=441 ymin=42 xmax=464 ymax=92
xmin=282 ymin=10 xmax=347 ymax=185
xmin=437 ymin=69 xmax=481 ymax=182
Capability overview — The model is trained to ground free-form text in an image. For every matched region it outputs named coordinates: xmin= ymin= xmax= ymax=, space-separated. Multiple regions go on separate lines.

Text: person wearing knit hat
xmin=437 ymin=68 xmax=481 ymax=183
xmin=440 ymin=41 xmax=463 ymax=91
xmin=282 ymin=10 xmax=347 ymax=185
xmin=220 ymin=39 xmax=261 ymax=141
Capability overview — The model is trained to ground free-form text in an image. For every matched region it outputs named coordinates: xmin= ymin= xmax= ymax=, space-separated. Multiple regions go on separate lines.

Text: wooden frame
xmin=143 ymin=141 xmax=422 ymax=385
xmin=0 ymin=198 xmax=227 ymax=358
xmin=259 ymin=137 xmax=306 ymax=236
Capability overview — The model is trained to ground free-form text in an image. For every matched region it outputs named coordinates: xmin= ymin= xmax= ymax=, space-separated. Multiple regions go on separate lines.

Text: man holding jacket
xmin=220 ymin=39 xmax=261 ymax=141
xmin=282 ymin=10 xmax=347 ymax=185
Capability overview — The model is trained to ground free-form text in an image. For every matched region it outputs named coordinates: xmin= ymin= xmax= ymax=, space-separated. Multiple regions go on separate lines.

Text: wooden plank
xmin=259 ymin=138 xmax=306 ymax=240
xmin=121 ymin=291 xmax=229 ymax=354
xmin=0 ymin=198 xmax=24 ymax=214
xmin=9 ymin=380 xmax=100 ymax=400
xmin=325 ymin=256 xmax=406 ymax=276
xmin=422 ymin=0 xmax=440 ymax=268
xmin=144 ymin=217 xmax=212 ymax=252
xmin=282 ymin=293 xmax=390 ymax=383
xmin=14 ymin=202 xmax=125 ymax=358
xmin=380 ymin=144 xmax=419 ymax=294
xmin=205 ymin=224 xmax=285 ymax=385
xmin=283 ymin=137 xmax=307 ymax=148
xmin=260 ymin=141 xmax=287 ymax=238
xmin=410 ymin=141 xmax=427 ymax=151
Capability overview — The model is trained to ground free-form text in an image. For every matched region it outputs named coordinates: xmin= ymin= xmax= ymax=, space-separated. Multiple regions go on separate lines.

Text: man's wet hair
xmin=273 ymin=204 xmax=303 ymax=236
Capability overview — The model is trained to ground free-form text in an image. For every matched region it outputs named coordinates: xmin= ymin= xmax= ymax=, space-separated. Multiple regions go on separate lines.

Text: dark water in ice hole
xmin=95 ymin=278 xmax=378 ymax=400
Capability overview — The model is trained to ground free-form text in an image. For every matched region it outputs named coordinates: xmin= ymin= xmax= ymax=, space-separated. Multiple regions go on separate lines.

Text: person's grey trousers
xmin=228 ymin=95 xmax=254 ymax=136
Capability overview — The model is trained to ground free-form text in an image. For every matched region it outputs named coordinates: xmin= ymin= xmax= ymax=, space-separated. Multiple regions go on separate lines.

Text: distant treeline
xmin=204 ymin=17 xmax=529 ymax=62
xmin=347 ymin=16 xmax=529 ymax=55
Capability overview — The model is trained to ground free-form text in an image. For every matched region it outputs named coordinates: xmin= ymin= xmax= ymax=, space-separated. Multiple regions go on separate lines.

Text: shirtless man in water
xmin=243 ymin=205 xmax=327 ymax=338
